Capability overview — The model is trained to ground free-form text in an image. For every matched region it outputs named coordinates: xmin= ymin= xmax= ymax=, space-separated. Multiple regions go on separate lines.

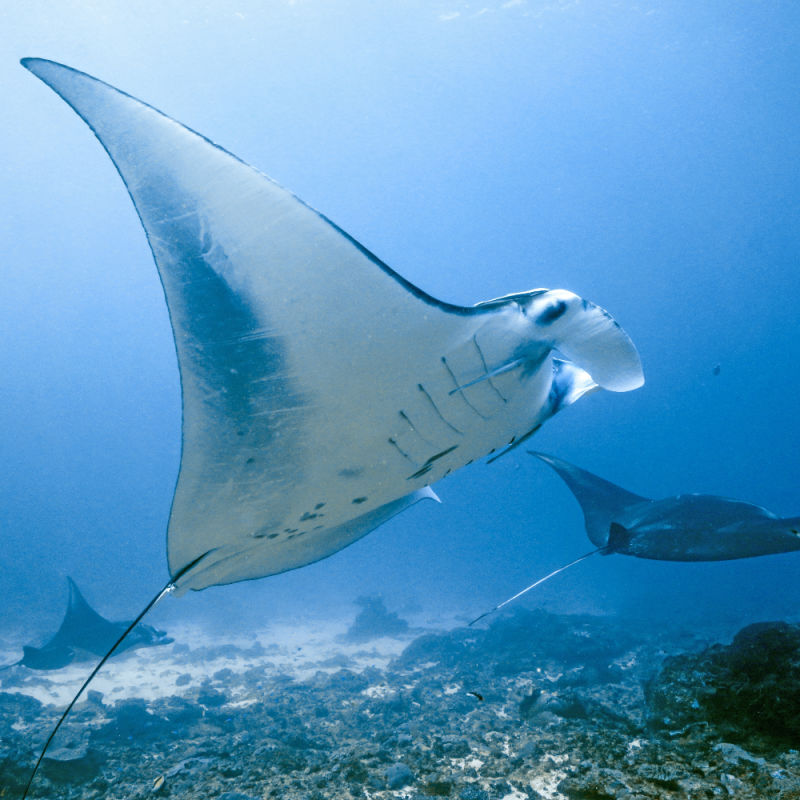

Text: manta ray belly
xmin=174 ymin=307 xmax=556 ymax=591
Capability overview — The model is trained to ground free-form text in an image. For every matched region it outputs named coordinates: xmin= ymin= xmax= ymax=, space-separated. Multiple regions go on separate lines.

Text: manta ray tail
xmin=468 ymin=547 xmax=605 ymax=626
xmin=21 ymin=553 xmax=211 ymax=800
xmin=21 ymin=581 xmax=173 ymax=800
xmin=528 ymin=451 xmax=649 ymax=548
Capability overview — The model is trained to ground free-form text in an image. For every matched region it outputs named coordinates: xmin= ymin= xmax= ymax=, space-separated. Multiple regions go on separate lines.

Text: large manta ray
xmin=19 ymin=59 xmax=642 ymax=796
xmin=22 ymin=59 xmax=643 ymax=596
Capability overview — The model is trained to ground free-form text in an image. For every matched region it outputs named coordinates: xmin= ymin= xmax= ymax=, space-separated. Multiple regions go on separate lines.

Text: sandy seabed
xmin=2 ymin=608 xmax=800 ymax=800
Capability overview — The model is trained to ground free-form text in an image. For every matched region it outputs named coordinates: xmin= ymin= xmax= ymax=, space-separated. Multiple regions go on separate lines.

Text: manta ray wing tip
xmin=20 ymin=56 xmax=47 ymax=71
xmin=20 ymin=58 xmax=77 ymax=86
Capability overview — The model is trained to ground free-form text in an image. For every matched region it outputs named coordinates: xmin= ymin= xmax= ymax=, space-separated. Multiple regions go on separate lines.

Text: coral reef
xmin=2 ymin=612 xmax=800 ymax=799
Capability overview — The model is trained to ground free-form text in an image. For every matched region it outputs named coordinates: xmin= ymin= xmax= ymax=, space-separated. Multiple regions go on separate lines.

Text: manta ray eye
xmin=537 ymin=299 xmax=568 ymax=325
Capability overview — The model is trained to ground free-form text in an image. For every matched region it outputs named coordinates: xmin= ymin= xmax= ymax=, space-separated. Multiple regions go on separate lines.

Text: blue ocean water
xmin=1 ymin=0 xmax=798 ymax=649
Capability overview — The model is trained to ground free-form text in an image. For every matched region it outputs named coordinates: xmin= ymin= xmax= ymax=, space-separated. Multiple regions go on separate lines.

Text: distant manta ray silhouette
xmin=18 ymin=58 xmax=643 ymax=797
xmin=470 ymin=452 xmax=800 ymax=624
xmin=1 ymin=577 xmax=172 ymax=671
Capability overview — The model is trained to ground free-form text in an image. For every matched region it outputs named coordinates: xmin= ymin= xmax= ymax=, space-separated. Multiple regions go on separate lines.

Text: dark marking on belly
xmin=253 ymin=525 xmax=279 ymax=539
xmin=314 ymin=502 xmax=325 ymax=510
xmin=399 ymin=410 xmax=436 ymax=447
xmin=406 ymin=444 xmax=459 ymax=480
xmin=441 ymin=357 xmax=489 ymax=419
xmin=338 ymin=467 xmax=364 ymax=478
xmin=486 ymin=423 xmax=542 ymax=464
xmin=417 ymin=383 xmax=462 ymax=434
xmin=389 ymin=438 xmax=414 ymax=463
xmin=352 ymin=496 xmax=368 ymax=504
xmin=472 ymin=337 xmax=507 ymax=403
xmin=427 ymin=444 xmax=459 ymax=464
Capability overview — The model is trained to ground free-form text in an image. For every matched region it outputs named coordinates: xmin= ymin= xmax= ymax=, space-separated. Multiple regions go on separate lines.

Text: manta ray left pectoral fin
xmin=529 ymin=452 xmax=650 ymax=548
xmin=22 ymin=57 xmax=470 ymax=590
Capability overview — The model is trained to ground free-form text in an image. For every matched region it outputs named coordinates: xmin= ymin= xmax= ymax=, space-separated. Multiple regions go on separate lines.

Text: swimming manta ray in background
xmin=470 ymin=452 xmax=800 ymax=624
xmin=19 ymin=58 xmax=642 ymax=794
xmin=1 ymin=578 xmax=172 ymax=672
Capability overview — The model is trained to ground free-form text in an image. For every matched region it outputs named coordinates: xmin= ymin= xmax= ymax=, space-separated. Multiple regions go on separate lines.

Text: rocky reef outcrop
xmin=3 ymin=612 xmax=800 ymax=799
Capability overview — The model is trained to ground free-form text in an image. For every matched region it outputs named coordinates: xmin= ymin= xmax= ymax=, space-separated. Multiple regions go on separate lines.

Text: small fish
xmin=152 ymin=774 xmax=166 ymax=793
xmin=466 ymin=691 xmax=484 ymax=701
xmin=712 ymin=364 xmax=721 ymax=376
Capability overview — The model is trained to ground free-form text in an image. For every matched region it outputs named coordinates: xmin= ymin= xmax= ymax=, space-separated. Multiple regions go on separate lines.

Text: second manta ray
xmin=2 ymin=578 xmax=172 ymax=671
xmin=471 ymin=452 xmax=800 ymax=624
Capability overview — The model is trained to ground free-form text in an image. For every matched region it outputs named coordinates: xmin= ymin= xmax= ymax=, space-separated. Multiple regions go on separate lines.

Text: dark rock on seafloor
xmin=93 ymin=697 xmax=168 ymax=742
xmin=393 ymin=608 xmax=638 ymax=682
xmin=341 ymin=595 xmax=410 ymax=642
xmin=646 ymin=620 xmax=800 ymax=749
xmin=196 ymin=688 xmax=228 ymax=707
xmin=0 ymin=690 xmax=43 ymax=722
xmin=558 ymin=766 xmax=633 ymax=799
xmin=423 ymin=779 xmax=453 ymax=795
xmin=41 ymin=732 xmax=103 ymax=784
xmin=458 ymin=786 xmax=489 ymax=800
xmin=386 ymin=761 xmax=415 ymax=789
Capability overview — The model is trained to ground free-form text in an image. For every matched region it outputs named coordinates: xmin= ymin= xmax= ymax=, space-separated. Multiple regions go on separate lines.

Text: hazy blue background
xmin=1 ymin=1 xmax=798 ymax=645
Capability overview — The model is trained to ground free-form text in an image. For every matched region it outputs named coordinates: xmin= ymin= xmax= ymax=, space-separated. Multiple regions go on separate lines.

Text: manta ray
xmin=22 ymin=58 xmax=642 ymax=595
xmin=531 ymin=452 xmax=800 ymax=561
xmin=19 ymin=58 xmax=642 ymax=794
xmin=471 ymin=452 xmax=800 ymax=623
xmin=2 ymin=578 xmax=172 ymax=671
